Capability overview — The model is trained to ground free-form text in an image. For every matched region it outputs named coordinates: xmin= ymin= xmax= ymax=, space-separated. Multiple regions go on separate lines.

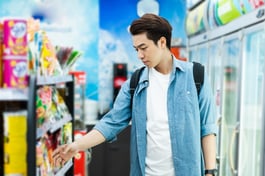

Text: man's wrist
xmin=205 ymin=169 xmax=217 ymax=176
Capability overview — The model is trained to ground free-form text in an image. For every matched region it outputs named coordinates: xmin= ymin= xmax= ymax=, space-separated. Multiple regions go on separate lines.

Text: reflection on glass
xmin=238 ymin=28 xmax=265 ymax=176
xmin=219 ymin=37 xmax=241 ymax=176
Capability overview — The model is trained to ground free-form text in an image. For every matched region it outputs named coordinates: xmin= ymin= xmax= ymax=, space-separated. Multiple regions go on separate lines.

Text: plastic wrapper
xmin=39 ymin=31 xmax=62 ymax=76
xmin=3 ymin=18 xmax=27 ymax=57
xmin=2 ymin=57 xmax=28 ymax=88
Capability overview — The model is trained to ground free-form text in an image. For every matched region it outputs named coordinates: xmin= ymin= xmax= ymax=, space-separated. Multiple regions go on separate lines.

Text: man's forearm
xmin=202 ymin=134 xmax=216 ymax=170
xmin=74 ymin=129 xmax=106 ymax=151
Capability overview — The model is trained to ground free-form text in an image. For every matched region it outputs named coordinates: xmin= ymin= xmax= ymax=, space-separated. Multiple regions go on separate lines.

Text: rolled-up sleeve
xmin=93 ymin=79 xmax=132 ymax=142
xmin=199 ymin=73 xmax=218 ymax=137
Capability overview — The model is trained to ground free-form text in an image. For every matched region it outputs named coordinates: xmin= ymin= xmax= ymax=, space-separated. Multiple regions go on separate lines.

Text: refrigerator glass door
xmin=208 ymin=39 xmax=223 ymax=167
xmin=188 ymin=46 xmax=197 ymax=62
xmin=238 ymin=24 xmax=265 ymax=176
xmin=188 ymin=44 xmax=208 ymax=68
xmin=196 ymin=43 xmax=208 ymax=71
xmin=219 ymin=32 xmax=242 ymax=176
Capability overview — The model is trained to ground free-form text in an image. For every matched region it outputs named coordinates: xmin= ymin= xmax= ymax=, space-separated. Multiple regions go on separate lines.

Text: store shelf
xmin=55 ymin=160 xmax=73 ymax=176
xmin=36 ymin=114 xmax=72 ymax=139
xmin=37 ymin=75 xmax=73 ymax=85
xmin=0 ymin=88 xmax=28 ymax=101
xmin=49 ymin=114 xmax=72 ymax=133
xmin=26 ymin=75 xmax=75 ymax=176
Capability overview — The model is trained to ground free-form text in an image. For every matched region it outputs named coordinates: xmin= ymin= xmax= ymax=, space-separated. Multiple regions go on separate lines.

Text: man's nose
xmin=137 ymin=50 xmax=144 ymax=59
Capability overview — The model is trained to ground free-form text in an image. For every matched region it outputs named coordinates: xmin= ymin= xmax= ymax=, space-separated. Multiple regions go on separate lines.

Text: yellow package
xmin=4 ymin=152 xmax=27 ymax=175
xmin=40 ymin=31 xmax=62 ymax=76
xmin=4 ymin=136 xmax=27 ymax=153
xmin=3 ymin=111 xmax=27 ymax=136
xmin=3 ymin=111 xmax=27 ymax=175
xmin=62 ymin=122 xmax=72 ymax=144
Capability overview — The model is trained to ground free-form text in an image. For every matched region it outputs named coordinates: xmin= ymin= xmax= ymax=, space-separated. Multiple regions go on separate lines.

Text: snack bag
xmin=0 ymin=22 xmax=3 ymax=87
xmin=3 ymin=18 xmax=27 ymax=56
xmin=39 ymin=31 xmax=62 ymax=76
xmin=36 ymin=86 xmax=53 ymax=128
xmin=28 ymin=31 xmax=42 ymax=74
xmin=2 ymin=57 xmax=28 ymax=88
xmin=27 ymin=17 xmax=40 ymax=42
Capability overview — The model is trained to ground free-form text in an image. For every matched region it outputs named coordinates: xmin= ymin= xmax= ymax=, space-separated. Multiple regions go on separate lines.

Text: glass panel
xmin=208 ymin=40 xmax=222 ymax=101
xmin=188 ymin=44 xmax=208 ymax=67
xmin=188 ymin=46 xmax=197 ymax=62
xmin=208 ymin=40 xmax=223 ymax=166
xmin=219 ymin=35 xmax=241 ymax=176
xmin=197 ymin=44 xmax=208 ymax=69
xmin=238 ymin=28 xmax=265 ymax=176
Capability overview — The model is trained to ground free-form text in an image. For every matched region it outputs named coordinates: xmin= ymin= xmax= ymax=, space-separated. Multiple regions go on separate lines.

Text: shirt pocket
xmin=176 ymin=88 xmax=196 ymax=114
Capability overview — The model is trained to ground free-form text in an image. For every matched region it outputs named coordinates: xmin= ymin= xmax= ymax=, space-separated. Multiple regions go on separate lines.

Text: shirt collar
xmin=172 ymin=55 xmax=185 ymax=72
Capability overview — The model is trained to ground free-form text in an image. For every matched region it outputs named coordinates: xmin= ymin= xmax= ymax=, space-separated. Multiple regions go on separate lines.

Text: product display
xmin=36 ymin=86 xmax=70 ymax=130
xmin=2 ymin=18 xmax=28 ymax=88
xmin=36 ymin=122 xmax=72 ymax=176
xmin=31 ymin=76 xmax=75 ymax=176
xmin=0 ymin=17 xmax=82 ymax=88
xmin=0 ymin=17 xmax=80 ymax=176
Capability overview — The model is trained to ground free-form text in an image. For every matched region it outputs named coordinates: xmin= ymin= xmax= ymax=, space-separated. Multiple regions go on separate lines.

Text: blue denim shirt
xmin=94 ymin=59 xmax=217 ymax=176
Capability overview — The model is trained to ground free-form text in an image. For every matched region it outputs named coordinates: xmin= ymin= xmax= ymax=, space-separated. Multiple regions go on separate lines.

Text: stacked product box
xmin=3 ymin=111 xmax=27 ymax=175
xmin=0 ymin=22 xmax=3 ymax=86
xmin=2 ymin=18 xmax=28 ymax=88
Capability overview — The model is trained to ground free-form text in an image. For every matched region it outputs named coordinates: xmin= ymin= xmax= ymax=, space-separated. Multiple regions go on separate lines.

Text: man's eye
xmin=140 ymin=47 xmax=147 ymax=51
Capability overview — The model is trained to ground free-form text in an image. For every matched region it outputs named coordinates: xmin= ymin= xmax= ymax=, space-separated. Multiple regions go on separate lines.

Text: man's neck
xmin=154 ymin=52 xmax=173 ymax=74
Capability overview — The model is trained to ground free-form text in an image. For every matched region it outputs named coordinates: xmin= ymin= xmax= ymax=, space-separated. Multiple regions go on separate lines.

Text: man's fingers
xmin=54 ymin=157 xmax=61 ymax=167
xmin=62 ymin=143 xmax=73 ymax=154
xmin=52 ymin=149 xmax=60 ymax=158
xmin=52 ymin=144 xmax=67 ymax=167
xmin=52 ymin=145 xmax=63 ymax=156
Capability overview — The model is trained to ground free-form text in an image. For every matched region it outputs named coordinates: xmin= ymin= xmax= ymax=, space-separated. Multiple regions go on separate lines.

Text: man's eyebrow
xmin=133 ymin=43 xmax=146 ymax=49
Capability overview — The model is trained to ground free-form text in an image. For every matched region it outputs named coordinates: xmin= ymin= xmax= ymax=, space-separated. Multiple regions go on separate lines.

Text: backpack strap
xmin=130 ymin=66 xmax=145 ymax=108
xmin=192 ymin=61 xmax=204 ymax=96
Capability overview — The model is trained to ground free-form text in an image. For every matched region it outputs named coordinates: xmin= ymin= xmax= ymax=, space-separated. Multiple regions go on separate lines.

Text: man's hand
xmin=52 ymin=143 xmax=79 ymax=167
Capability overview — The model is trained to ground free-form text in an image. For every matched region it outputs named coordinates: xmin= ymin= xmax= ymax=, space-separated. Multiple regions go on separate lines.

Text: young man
xmin=53 ymin=13 xmax=217 ymax=176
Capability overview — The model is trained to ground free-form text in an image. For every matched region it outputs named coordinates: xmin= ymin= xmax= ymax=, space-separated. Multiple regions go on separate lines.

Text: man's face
xmin=132 ymin=33 xmax=163 ymax=68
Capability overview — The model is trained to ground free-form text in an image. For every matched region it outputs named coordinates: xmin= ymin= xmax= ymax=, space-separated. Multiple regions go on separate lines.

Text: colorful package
xmin=3 ymin=111 xmax=27 ymax=176
xmin=27 ymin=17 xmax=40 ymax=42
xmin=36 ymin=86 xmax=53 ymax=128
xmin=3 ymin=18 xmax=27 ymax=57
xmin=2 ymin=57 xmax=28 ymax=88
xmin=0 ymin=22 xmax=3 ymax=87
xmin=39 ymin=31 xmax=62 ymax=76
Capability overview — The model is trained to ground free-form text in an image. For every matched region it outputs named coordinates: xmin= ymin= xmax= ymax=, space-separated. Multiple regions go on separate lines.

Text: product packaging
xmin=3 ymin=18 xmax=27 ymax=57
xmin=2 ymin=56 xmax=28 ymax=88
xmin=3 ymin=110 xmax=27 ymax=176
xmin=0 ymin=22 xmax=3 ymax=87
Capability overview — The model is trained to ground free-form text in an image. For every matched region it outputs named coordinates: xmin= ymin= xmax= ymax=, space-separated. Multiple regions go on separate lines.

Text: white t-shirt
xmin=145 ymin=68 xmax=175 ymax=176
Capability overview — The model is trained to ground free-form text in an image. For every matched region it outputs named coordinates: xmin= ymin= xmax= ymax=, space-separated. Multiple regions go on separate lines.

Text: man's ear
xmin=159 ymin=36 xmax=167 ymax=48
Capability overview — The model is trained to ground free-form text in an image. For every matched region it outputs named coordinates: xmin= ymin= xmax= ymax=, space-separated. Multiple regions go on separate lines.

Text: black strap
xmin=192 ymin=61 xmax=204 ymax=96
xmin=129 ymin=66 xmax=145 ymax=108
